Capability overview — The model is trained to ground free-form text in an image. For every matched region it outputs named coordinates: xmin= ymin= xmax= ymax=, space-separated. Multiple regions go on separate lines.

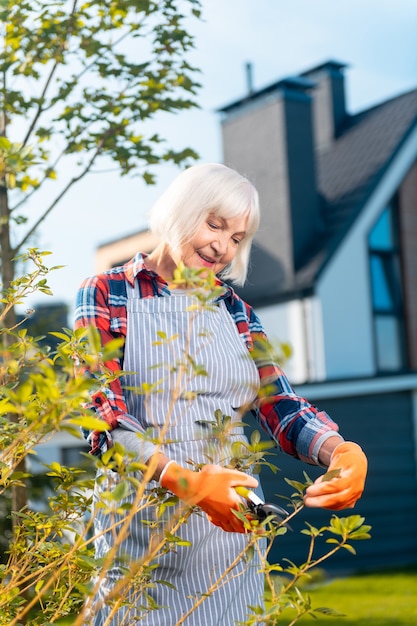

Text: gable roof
xmin=315 ymin=88 xmax=417 ymax=277
xmin=236 ymin=86 xmax=417 ymax=305
xmin=320 ymin=87 xmax=417 ymax=236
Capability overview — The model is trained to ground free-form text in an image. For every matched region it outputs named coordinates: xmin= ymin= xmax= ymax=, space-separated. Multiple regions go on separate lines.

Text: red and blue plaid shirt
xmin=74 ymin=253 xmax=340 ymax=464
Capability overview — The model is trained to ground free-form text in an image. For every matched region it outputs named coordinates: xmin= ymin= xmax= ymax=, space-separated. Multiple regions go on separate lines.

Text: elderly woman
xmin=75 ymin=163 xmax=367 ymax=625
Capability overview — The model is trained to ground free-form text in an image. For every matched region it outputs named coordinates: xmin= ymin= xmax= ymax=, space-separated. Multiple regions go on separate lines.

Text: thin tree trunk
xmin=0 ymin=184 xmax=16 ymax=329
xmin=0 ymin=185 xmax=28 ymax=539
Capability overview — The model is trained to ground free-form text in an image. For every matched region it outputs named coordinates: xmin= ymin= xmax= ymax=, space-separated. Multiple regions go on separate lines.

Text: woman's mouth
xmin=197 ymin=252 xmax=216 ymax=268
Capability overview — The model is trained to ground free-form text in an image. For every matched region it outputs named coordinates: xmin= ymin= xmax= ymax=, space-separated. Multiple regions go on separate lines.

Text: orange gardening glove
xmin=160 ymin=462 xmax=258 ymax=533
xmin=303 ymin=442 xmax=368 ymax=510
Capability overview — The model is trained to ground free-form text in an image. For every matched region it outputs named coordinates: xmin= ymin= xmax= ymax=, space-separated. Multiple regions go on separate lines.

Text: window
xmin=368 ymin=201 xmax=405 ymax=371
xmin=61 ymin=445 xmax=89 ymax=468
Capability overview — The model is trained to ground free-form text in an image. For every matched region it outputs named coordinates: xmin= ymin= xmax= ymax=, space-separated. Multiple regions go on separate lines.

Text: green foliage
xmin=0 ymin=262 xmax=371 ymax=625
xmin=0 ymin=249 xmax=63 ymax=318
xmin=0 ymin=0 xmax=201 ymax=189
xmin=285 ymin=566 xmax=417 ymax=625
xmin=0 ymin=137 xmax=39 ymax=191
xmin=0 ymin=0 xmax=202 ymax=311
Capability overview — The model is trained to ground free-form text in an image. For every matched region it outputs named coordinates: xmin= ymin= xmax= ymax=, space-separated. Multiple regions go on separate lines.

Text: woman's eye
xmin=208 ymin=222 xmax=219 ymax=230
xmin=232 ymin=238 xmax=241 ymax=245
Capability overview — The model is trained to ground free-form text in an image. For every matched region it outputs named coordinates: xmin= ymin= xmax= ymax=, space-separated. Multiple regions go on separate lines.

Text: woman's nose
xmin=212 ymin=234 xmax=228 ymax=255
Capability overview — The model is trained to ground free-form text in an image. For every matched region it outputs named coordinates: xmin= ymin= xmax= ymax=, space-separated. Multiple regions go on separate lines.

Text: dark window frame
xmin=367 ymin=197 xmax=407 ymax=372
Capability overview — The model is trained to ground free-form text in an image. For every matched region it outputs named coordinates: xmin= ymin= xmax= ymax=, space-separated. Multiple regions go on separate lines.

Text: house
xmin=17 ymin=302 xmax=69 ymax=351
xmin=91 ymin=60 xmax=417 ymax=574
xmin=21 ymin=302 xmax=94 ymax=474
xmin=218 ymin=60 xmax=417 ymax=573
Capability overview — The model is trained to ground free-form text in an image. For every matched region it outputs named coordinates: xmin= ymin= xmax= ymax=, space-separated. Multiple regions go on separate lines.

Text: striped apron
xmin=90 ymin=283 xmax=266 ymax=625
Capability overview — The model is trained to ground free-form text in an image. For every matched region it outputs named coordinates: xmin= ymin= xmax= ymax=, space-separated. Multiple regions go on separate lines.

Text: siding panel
xmin=246 ymin=390 xmax=417 ymax=574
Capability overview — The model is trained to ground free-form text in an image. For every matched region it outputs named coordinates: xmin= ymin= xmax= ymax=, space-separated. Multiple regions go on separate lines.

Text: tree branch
xmin=15 ymin=139 xmax=104 ymax=253
xmin=22 ymin=0 xmax=79 ymax=148
xmin=10 ymin=147 xmax=67 ymax=212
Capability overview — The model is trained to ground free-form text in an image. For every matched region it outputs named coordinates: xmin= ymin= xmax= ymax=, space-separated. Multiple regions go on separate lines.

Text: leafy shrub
xmin=0 ymin=257 xmax=371 ymax=625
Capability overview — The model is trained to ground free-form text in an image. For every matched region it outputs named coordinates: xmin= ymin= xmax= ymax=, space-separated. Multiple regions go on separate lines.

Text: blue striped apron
xmin=91 ymin=283 xmax=266 ymax=625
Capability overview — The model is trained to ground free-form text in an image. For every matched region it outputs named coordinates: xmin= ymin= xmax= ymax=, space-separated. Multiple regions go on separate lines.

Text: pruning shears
xmin=235 ymin=486 xmax=289 ymax=526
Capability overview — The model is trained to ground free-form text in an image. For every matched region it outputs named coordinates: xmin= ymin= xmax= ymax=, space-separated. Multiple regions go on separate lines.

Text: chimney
xmin=218 ymin=75 xmax=320 ymax=288
xmin=302 ymin=60 xmax=348 ymax=151
xmin=245 ymin=62 xmax=254 ymax=95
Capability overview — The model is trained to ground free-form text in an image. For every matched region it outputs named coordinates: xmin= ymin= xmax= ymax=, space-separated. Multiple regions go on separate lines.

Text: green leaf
xmin=349 ymin=529 xmax=372 ymax=540
xmin=285 ymin=477 xmax=307 ymax=493
xmin=67 ymin=416 xmax=110 ymax=431
xmin=244 ymin=544 xmax=255 ymax=564
xmin=250 ymin=430 xmax=261 ymax=444
xmin=314 ymin=606 xmax=346 ymax=616
xmin=111 ymin=480 xmax=131 ymax=501
xmin=0 ymin=136 xmax=11 ymax=149
xmin=9 ymin=471 xmax=32 ymax=481
xmin=53 ymin=617 xmax=77 ymax=625
xmin=341 ymin=543 xmax=357 ymax=555
xmin=49 ymin=331 xmax=72 ymax=341
xmin=321 ymin=468 xmax=341 ymax=482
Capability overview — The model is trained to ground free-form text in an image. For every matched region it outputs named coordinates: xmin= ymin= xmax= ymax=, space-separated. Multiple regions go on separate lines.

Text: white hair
xmin=148 ymin=163 xmax=260 ymax=285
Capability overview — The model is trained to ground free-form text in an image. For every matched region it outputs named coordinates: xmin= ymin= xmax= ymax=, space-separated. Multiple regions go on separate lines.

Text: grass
xmin=272 ymin=565 xmax=417 ymax=625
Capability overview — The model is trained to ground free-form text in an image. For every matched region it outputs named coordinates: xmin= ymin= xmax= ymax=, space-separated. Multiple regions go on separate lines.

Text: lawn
xmin=275 ymin=566 xmax=417 ymax=626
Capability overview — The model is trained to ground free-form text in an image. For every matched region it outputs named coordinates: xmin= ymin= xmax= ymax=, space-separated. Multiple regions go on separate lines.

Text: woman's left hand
xmin=304 ymin=442 xmax=368 ymax=510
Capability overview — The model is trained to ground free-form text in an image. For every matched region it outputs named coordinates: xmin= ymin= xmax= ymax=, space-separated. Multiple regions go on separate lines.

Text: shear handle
xmin=235 ymin=486 xmax=289 ymax=521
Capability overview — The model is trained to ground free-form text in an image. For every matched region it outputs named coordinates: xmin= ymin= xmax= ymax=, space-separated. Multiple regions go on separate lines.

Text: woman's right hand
xmin=159 ymin=462 xmax=258 ymax=533
xmin=304 ymin=442 xmax=368 ymax=510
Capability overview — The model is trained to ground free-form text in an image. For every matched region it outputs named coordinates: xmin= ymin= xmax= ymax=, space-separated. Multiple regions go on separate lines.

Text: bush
xmin=0 ymin=257 xmax=371 ymax=625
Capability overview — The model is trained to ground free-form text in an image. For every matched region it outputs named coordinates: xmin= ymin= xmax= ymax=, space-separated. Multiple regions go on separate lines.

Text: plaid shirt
xmin=74 ymin=253 xmax=340 ymax=464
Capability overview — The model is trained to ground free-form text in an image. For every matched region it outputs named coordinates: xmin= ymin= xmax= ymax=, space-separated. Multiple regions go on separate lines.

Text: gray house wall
xmin=246 ymin=385 xmax=417 ymax=574
xmin=302 ymin=61 xmax=347 ymax=151
xmin=220 ymin=78 xmax=321 ymax=286
xmin=221 ymin=93 xmax=295 ymax=285
xmin=221 ymin=63 xmax=417 ymax=574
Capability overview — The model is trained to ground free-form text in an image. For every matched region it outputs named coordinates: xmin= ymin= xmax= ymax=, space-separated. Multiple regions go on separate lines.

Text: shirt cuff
xmin=111 ymin=427 xmax=157 ymax=465
xmin=311 ymin=432 xmax=344 ymax=467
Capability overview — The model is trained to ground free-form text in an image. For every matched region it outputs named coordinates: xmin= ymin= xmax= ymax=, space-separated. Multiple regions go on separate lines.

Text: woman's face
xmin=179 ymin=213 xmax=248 ymax=275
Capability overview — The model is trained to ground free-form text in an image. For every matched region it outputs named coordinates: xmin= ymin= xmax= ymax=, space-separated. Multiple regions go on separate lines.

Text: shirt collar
xmin=123 ymin=251 xmax=234 ymax=301
xmin=123 ymin=252 xmax=155 ymax=286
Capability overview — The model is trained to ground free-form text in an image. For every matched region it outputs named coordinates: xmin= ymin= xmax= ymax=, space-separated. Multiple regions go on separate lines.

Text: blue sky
xmin=24 ymin=0 xmax=417 ymax=313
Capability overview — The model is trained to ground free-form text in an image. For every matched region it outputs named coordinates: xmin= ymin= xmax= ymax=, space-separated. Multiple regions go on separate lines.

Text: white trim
xmin=316 ymin=122 xmax=417 ymax=380
xmin=320 ymin=122 xmax=417 ymax=286
xmin=304 ymin=295 xmax=326 ymax=381
xmin=295 ymin=373 xmax=417 ymax=400
xmin=412 ymin=391 xmax=417 ymax=482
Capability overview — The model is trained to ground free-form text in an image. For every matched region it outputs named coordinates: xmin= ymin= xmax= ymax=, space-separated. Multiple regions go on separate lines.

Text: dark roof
xmin=320 ymin=88 xmax=417 ymax=228
xmin=304 ymin=87 xmax=417 ymax=285
xmin=300 ymin=59 xmax=348 ymax=76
